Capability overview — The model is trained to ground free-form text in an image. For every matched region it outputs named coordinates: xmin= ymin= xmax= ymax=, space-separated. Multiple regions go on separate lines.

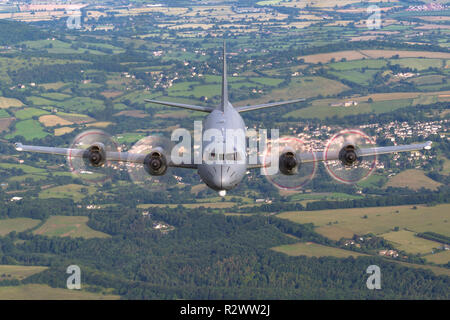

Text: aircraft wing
xmin=14 ymin=143 xmax=198 ymax=169
xmin=144 ymin=99 xmax=215 ymax=113
xmin=235 ymin=98 xmax=305 ymax=113
xmin=248 ymin=141 xmax=432 ymax=168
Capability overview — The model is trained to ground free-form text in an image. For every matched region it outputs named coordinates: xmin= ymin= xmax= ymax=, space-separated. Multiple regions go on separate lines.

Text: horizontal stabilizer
xmin=145 ymin=99 xmax=214 ymax=113
xmin=235 ymin=98 xmax=305 ymax=113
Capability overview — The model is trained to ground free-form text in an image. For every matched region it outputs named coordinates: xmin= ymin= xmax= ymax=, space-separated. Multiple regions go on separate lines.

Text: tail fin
xmin=221 ymin=41 xmax=228 ymax=111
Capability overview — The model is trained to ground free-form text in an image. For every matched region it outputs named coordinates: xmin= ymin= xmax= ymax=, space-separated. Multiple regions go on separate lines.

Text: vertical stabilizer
xmin=221 ymin=41 xmax=228 ymax=110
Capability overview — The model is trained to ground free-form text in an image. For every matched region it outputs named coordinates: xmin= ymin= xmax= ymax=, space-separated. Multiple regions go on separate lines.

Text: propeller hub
xmin=144 ymin=152 xmax=168 ymax=176
xmin=339 ymin=145 xmax=359 ymax=167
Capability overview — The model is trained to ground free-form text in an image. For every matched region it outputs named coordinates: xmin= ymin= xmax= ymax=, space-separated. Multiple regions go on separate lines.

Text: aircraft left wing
xmin=235 ymin=98 xmax=305 ymax=113
xmin=248 ymin=141 xmax=432 ymax=168
xmin=14 ymin=143 xmax=198 ymax=168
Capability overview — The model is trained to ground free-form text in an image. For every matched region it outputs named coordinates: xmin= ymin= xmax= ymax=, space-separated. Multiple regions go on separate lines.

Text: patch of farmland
xmin=385 ymin=169 xmax=442 ymax=190
xmin=27 ymin=96 xmax=56 ymax=106
xmin=388 ymin=58 xmax=444 ymax=71
xmin=114 ymin=110 xmax=148 ymax=118
xmin=33 ymin=215 xmax=109 ymax=239
xmin=57 ymin=112 xmax=95 ymax=124
xmin=0 ymin=109 xmax=10 ymax=118
xmin=0 ymin=97 xmax=23 ymax=109
xmin=409 ymin=75 xmax=446 ymax=86
xmin=424 ymin=251 xmax=450 ymax=265
xmin=0 ymin=218 xmax=41 ymax=236
xmin=40 ymin=92 xmax=71 ymax=101
xmin=239 ymin=76 xmax=349 ymax=107
xmin=40 ymin=82 xmax=66 ymax=90
xmin=39 ymin=115 xmax=73 ymax=127
xmin=55 ymin=126 xmax=75 ymax=136
xmin=14 ymin=107 xmax=50 ymax=120
xmin=0 ymin=117 xmax=13 ymax=132
xmin=86 ymin=121 xmax=113 ymax=128
xmin=272 ymin=242 xmax=367 ymax=258
xmin=57 ymin=97 xmax=105 ymax=112
xmin=5 ymin=119 xmax=49 ymax=140
xmin=38 ymin=184 xmax=97 ymax=202
xmin=380 ymin=230 xmax=442 ymax=255
xmin=299 ymin=50 xmax=367 ymax=63
xmin=328 ymin=69 xmax=378 ymax=85
xmin=328 ymin=59 xmax=388 ymax=70
xmin=0 ymin=284 xmax=119 ymax=300
xmin=0 ymin=265 xmax=47 ymax=280
xmin=277 ymin=204 xmax=450 ymax=239
xmin=362 ymin=50 xmax=450 ymax=60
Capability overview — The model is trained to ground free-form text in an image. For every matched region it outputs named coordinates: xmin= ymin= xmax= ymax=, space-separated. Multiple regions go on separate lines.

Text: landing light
xmin=218 ymin=190 xmax=226 ymax=197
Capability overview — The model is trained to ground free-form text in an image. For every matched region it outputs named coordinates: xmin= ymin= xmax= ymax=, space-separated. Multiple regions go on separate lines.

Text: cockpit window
xmin=208 ymin=152 xmax=241 ymax=162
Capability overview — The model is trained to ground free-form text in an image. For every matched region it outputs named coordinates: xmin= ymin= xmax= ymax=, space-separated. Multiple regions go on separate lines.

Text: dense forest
xmin=0 ymin=208 xmax=446 ymax=299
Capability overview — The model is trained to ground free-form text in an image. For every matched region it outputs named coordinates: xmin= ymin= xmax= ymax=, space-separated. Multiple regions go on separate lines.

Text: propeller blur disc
xmin=67 ymin=130 xmax=119 ymax=184
xmin=263 ymin=136 xmax=316 ymax=191
xmin=127 ymin=135 xmax=174 ymax=189
xmin=323 ymin=129 xmax=377 ymax=184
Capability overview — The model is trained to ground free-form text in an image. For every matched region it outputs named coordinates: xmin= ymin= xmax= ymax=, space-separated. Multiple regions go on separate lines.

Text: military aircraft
xmin=14 ymin=43 xmax=432 ymax=196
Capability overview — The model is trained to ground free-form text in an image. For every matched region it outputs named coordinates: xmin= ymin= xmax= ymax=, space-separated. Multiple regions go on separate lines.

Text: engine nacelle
xmin=338 ymin=144 xmax=360 ymax=167
xmin=144 ymin=151 xmax=168 ymax=176
xmin=83 ymin=143 xmax=106 ymax=167
xmin=279 ymin=150 xmax=299 ymax=175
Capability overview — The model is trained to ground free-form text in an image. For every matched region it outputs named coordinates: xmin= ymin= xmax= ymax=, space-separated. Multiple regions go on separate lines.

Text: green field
xmin=0 ymin=162 xmax=46 ymax=174
xmin=388 ymin=58 xmax=444 ymax=71
xmin=328 ymin=59 xmax=388 ymax=71
xmin=27 ymin=96 xmax=56 ymax=106
xmin=424 ymin=251 xmax=450 ymax=265
xmin=329 ymin=69 xmax=378 ymax=85
xmin=39 ymin=184 xmax=97 ymax=202
xmin=0 ymin=109 xmax=10 ymax=118
xmin=0 ymin=218 xmax=41 ymax=236
xmin=386 ymin=169 xmax=442 ymax=190
xmin=40 ymin=92 xmax=71 ymax=101
xmin=277 ymin=204 xmax=450 ymax=240
xmin=0 ymin=265 xmax=47 ymax=280
xmin=5 ymin=119 xmax=49 ymax=140
xmin=14 ymin=107 xmax=50 ymax=120
xmin=380 ymin=230 xmax=442 ymax=255
xmin=33 ymin=216 xmax=110 ymax=239
xmin=239 ymin=76 xmax=349 ymax=107
xmin=0 ymin=284 xmax=119 ymax=300
xmin=285 ymin=98 xmax=413 ymax=119
xmin=272 ymin=242 xmax=367 ymax=258
xmin=288 ymin=192 xmax=363 ymax=202
xmin=57 ymin=97 xmax=105 ymax=112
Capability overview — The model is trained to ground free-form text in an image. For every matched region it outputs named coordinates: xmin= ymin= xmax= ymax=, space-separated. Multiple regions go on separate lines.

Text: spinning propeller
xmin=263 ymin=136 xmax=317 ymax=191
xmin=67 ymin=130 xmax=120 ymax=184
xmin=323 ymin=129 xmax=377 ymax=184
xmin=127 ymin=135 xmax=174 ymax=189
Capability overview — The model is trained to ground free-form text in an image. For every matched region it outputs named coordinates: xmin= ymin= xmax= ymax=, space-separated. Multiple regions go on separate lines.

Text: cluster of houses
xmin=330 ymin=101 xmax=358 ymax=107
xmin=378 ymin=249 xmax=399 ymax=258
xmin=406 ymin=3 xmax=448 ymax=12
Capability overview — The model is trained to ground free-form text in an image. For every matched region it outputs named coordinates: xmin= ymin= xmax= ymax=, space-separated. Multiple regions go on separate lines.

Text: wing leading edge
xmin=249 ymin=141 xmax=432 ymax=168
xmin=14 ymin=143 xmax=197 ymax=169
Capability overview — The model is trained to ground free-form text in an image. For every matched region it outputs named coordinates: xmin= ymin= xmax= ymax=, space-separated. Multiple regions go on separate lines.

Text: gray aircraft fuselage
xmin=198 ymin=101 xmax=247 ymax=193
